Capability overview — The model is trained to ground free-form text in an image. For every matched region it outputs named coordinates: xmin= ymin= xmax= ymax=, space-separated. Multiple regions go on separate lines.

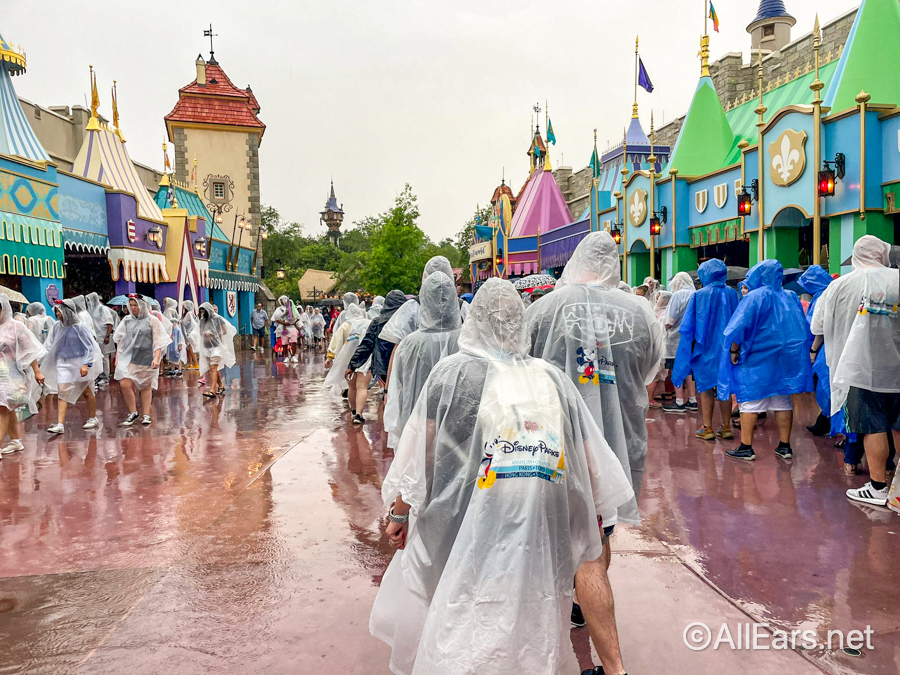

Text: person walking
xmin=671 ymin=259 xmax=740 ymax=441
xmin=525 ymin=232 xmax=663 ymax=674
xmin=310 ymin=308 xmax=326 ymax=350
xmin=383 ymin=271 xmax=461 ymax=449
xmin=719 ymin=260 xmax=813 ymax=461
xmin=370 ymin=278 xmax=635 ymax=675
xmin=324 ymin=302 xmax=369 ymax=405
xmin=193 ymin=302 xmax=237 ymax=399
xmin=181 ymin=300 xmax=200 ymax=369
xmin=113 ymin=295 xmax=171 ymax=427
xmin=250 ymin=302 xmax=269 ymax=352
xmin=0 ymin=295 xmax=45 ymax=455
xmin=41 ymin=299 xmax=103 ymax=434
xmin=812 ymin=236 xmax=900 ymax=505
xmin=662 ymin=272 xmax=698 ymax=413
xmin=346 ymin=290 xmax=407 ymax=424
xmin=272 ymin=296 xmax=300 ymax=363
xmin=25 ymin=302 xmax=54 ymax=344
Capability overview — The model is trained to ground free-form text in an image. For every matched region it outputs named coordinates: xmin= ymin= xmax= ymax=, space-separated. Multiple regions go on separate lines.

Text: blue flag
xmin=547 ymin=119 xmax=557 ymax=145
xmin=638 ymin=57 xmax=654 ymax=93
xmin=589 ymin=146 xmax=601 ymax=179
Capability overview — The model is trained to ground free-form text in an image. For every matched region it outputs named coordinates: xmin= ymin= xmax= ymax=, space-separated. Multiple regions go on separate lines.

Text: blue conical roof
xmin=748 ymin=0 xmax=795 ymax=28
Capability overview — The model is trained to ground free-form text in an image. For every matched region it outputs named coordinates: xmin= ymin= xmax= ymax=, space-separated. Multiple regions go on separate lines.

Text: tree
xmin=358 ymin=185 xmax=431 ymax=295
xmin=453 ymin=204 xmax=491 ymax=283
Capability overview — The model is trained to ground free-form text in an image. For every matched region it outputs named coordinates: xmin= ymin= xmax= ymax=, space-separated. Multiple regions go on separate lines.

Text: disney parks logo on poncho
xmin=478 ymin=424 xmax=565 ymax=490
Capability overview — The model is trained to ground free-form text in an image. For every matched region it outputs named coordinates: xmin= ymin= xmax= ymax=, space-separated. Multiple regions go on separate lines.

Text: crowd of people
xmin=325 ymin=234 xmax=898 ymax=675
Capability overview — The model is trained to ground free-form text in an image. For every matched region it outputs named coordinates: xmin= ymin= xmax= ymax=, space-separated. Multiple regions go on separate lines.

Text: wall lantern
xmin=193 ymin=236 xmax=207 ymax=254
xmin=737 ymin=179 xmax=759 ymax=217
xmin=650 ymin=206 xmax=667 ymax=235
xmin=611 ymin=226 xmax=622 ymax=245
xmin=146 ymin=225 xmax=163 ymax=247
xmin=818 ymin=153 xmax=845 ymax=197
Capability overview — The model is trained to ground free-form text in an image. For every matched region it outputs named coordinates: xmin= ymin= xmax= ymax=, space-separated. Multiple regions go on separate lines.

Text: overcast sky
xmin=8 ymin=0 xmax=855 ymax=242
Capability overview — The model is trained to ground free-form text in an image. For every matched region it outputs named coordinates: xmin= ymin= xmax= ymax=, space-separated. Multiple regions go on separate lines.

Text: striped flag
xmin=709 ymin=2 xmax=720 ymax=32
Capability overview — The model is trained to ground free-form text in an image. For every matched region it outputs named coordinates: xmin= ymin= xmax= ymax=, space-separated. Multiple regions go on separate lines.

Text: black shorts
xmin=846 ymin=387 xmax=900 ymax=435
xmin=664 ymin=358 xmax=676 ymax=370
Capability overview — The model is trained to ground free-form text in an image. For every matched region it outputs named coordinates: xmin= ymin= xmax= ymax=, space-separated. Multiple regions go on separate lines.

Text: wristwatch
xmin=388 ymin=505 xmax=409 ymax=524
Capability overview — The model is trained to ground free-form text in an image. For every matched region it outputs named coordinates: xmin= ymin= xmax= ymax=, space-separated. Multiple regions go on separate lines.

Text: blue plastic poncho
xmin=798 ymin=265 xmax=845 ymax=434
xmin=671 ymin=259 xmax=740 ymax=393
xmin=717 ymin=259 xmax=813 ymax=402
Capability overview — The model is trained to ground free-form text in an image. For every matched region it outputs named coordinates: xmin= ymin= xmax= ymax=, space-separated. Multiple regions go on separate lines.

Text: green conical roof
xmin=824 ymin=0 xmax=900 ymax=112
xmin=666 ymin=76 xmax=737 ymax=176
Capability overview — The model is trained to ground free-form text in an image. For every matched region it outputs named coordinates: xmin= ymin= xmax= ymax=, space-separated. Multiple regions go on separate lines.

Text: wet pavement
xmin=0 ymin=351 xmax=897 ymax=674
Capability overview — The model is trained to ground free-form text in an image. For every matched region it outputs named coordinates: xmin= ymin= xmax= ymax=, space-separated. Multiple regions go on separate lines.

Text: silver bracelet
xmin=388 ymin=505 xmax=409 ymax=523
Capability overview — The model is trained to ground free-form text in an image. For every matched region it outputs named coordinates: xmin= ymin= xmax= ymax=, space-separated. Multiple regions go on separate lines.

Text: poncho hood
xmin=668 ymin=271 xmax=695 ymax=293
xmin=852 ymin=234 xmax=890 ymax=270
xmin=422 ymin=255 xmax=453 ymax=286
xmin=698 ymin=259 xmax=726 ymax=287
xmin=26 ymin=302 xmax=46 ymax=317
xmin=419 ymin=272 xmax=462 ymax=333
xmin=54 ymin=300 xmax=80 ymax=326
xmin=342 ymin=292 xmax=359 ymax=309
xmin=557 ymin=232 xmax=621 ymax=289
xmin=372 ymin=290 xmax=407 ymax=327
xmin=798 ymin=265 xmax=833 ymax=297
xmin=745 ymin=259 xmax=783 ymax=292
xmin=458 ymin=278 xmax=528 ymax=359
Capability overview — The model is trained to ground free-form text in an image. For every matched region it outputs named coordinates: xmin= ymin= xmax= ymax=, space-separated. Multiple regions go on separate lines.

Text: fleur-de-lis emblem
xmin=628 ymin=188 xmax=647 ymax=227
xmin=768 ymin=129 xmax=808 ymax=187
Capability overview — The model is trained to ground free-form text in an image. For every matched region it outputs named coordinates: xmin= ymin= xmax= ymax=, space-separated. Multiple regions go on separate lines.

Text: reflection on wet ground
xmin=0 ymin=353 xmax=896 ymax=674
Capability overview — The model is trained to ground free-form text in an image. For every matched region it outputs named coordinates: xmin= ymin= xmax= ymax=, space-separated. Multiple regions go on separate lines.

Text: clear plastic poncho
xmin=379 ymin=256 xmax=455 ymax=345
xmin=86 ymin=292 xmax=116 ymax=355
xmin=0 ymin=294 xmax=46 ymax=413
xmin=323 ymin=312 xmax=372 ymax=401
xmin=71 ymin=295 xmax=93 ymax=329
xmin=25 ymin=302 xmax=54 ymax=344
xmin=812 ymin=236 xmax=900 ymax=415
xmin=113 ymin=296 xmax=171 ymax=391
xmin=718 ymin=259 xmax=813 ymax=402
xmin=40 ymin=300 xmax=102 ymax=404
xmin=671 ymin=259 xmax=740 ymax=392
xmin=271 ymin=295 xmax=300 ymax=339
xmin=332 ymin=292 xmax=360 ymax=332
xmin=181 ymin=300 xmax=199 ymax=352
xmin=368 ymin=296 xmax=385 ymax=320
xmin=643 ymin=276 xmax=661 ymax=306
xmin=383 ymin=272 xmax=462 ymax=450
xmin=191 ymin=302 xmax=237 ymax=376
xmin=370 ymin=278 xmax=634 ymax=675
xmin=664 ymin=271 xmax=696 ymax=359
xmin=310 ymin=311 xmax=325 ymax=338
xmin=526 ymin=231 xmax=663 ymax=524
xmin=617 ymin=280 xmax=633 ymax=293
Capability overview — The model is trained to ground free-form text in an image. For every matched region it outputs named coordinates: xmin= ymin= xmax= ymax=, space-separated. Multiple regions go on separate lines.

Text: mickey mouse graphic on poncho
xmin=576 ymin=347 xmax=600 ymax=385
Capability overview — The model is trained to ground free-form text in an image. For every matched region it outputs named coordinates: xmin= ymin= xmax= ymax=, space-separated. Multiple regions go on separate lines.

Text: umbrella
xmin=782 ymin=268 xmax=803 ymax=285
xmin=460 ymin=293 xmax=474 ymax=303
xmin=841 ymin=245 xmax=900 ymax=268
xmin=678 ymin=266 xmax=747 ymax=288
xmin=107 ymin=294 xmax=159 ymax=309
xmin=513 ymin=274 xmax=556 ymax=290
xmin=0 ymin=285 xmax=28 ymax=304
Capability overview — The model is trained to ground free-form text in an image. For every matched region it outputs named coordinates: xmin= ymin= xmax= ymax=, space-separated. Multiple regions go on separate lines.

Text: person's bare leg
xmin=774 ymin=410 xmax=793 ymax=445
xmin=58 ymin=398 xmax=69 ymax=425
xmin=0 ymin=407 xmax=11 ymax=441
xmin=575 ymin=544 xmax=625 ymax=675
xmin=7 ymin=410 xmax=19 ymax=441
xmin=699 ymin=389 xmax=714 ymax=429
xmin=84 ymin=388 xmax=97 ymax=418
xmin=121 ymin=379 xmax=137 ymax=413
xmin=347 ymin=374 xmax=357 ymax=412
xmin=355 ymin=372 xmax=372 ymax=415
xmin=140 ymin=388 xmax=153 ymax=417
xmin=740 ymin=412 xmax=758 ymax=446
xmin=863 ymin=432 xmax=890 ymax=483
xmin=208 ymin=365 xmax=219 ymax=392
xmin=718 ymin=398 xmax=733 ymax=429
xmin=686 ymin=375 xmax=697 ymax=401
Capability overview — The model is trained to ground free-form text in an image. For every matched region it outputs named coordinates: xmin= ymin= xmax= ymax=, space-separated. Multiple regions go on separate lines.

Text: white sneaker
xmin=83 ymin=417 xmax=100 ymax=430
xmin=0 ymin=439 xmax=24 ymax=454
xmin=846 ymin=481 xmax=890 ymax=507
xmin=141 ymin=415 xmax=152 ymax=426
xmin=291 ymin=355 xmax=299 ymax=363
xmin=47 ymin=423 xmax=65 ymax=435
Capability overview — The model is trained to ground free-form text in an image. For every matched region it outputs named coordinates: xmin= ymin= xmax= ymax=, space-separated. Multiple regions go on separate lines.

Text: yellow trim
xmin=0 ymin=162 xmax=56 ymax=185
xmin=822 ymin=207 xmax=884 ymax=218
xmin=769 ymin=204 xmax=812 ymax=223
xmin=759 ymin=105 xmax=814 ymax=135
xmin=876 ymin=108 xmax=900 ymax=121
xmin=628 ymin=237 xmax=650 ymax=252
xmin=822 ymin=106 xmax=861 ymax=124
xmin=684 ymin=163 xmax=742 ymax=184
xmin=688 ymin=215 xmax=745 ymax=229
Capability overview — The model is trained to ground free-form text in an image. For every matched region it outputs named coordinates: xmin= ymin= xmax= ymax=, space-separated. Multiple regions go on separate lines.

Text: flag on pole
xmin=589 ymin=146 xmax=601 ymax=180
xmin=637 ymin=58 xmax=654 ymax=93
xmin=709 ymin=1 xmax=720 ymax=32
xmin=547 ymin=119 xmax=557 ymax=145
xmin=533 ymin=137 xmax=541 ymax=158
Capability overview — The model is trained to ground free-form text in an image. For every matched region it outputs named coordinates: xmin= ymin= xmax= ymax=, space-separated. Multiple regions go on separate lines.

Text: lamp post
xmin=251 ymin=227 xmax=267 ymax=275
xmin=228 ymin=213 xmax=249 ymax=271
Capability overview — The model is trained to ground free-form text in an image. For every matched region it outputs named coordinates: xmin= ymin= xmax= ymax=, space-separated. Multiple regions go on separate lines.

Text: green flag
xmin=589 ymin=146 xmax=601 ymax=179
xmin=547 ymin=119 xmax=557 ymax=145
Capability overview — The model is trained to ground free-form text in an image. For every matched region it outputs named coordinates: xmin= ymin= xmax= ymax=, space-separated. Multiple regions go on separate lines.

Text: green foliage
xmin=453 ymin=204 xmax=491 ymax=283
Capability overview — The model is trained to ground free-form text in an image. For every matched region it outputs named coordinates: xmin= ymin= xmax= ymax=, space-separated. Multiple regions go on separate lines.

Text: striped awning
xmin=0 ymin=210 xmax=64 ymax=278
xmin=108 ymin=248 xmax=170 ymax=283
xmin=63 ymin=228 xmax=109 ymax=254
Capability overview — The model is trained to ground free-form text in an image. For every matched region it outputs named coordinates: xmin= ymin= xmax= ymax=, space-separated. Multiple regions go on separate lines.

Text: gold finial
xmin=594 ymin=128 xmax=597 ymax=144
xmin=86 ymin=65 xmax=102 ymax=131
xmin=855 ymin=90 xmax=871 ymax=105
xmin=648 ymin=111 xmax=657 ymax=165
xmin=700 ymin=35 xmax=710 ymax=78
xmin=633 ymin=36 xmax=640 ymax=118
xmin=755 ymin=42 xmax=767 ymax=120
xmin=811 ymin=15 xmax=824 ymax=102
xmin=621 ymin=128 xmax=629 ymax=178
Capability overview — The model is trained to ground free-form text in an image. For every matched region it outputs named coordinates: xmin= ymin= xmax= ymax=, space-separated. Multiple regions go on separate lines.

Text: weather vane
xmin=204 ymin=24 xmax=218 ymax=61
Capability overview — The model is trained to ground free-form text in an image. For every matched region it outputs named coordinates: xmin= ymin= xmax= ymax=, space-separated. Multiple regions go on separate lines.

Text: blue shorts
xmin=253 ymin=327 xmax=266 ymax=338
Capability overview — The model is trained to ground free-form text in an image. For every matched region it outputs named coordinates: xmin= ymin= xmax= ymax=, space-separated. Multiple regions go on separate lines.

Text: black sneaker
xmin=726 ymin=444 xmax=756 ymax=461
xmin=352 ymin=413 xmax=364 ymax=425
xmin=341 ymin=389 xmax=349 ymax=399
xmin=685 ymin=400 xmax=699 ymax=412
xmin=774 ymin=443 xmax=793 ymax=460
xmin=120 ymin=411 xmax=139 ymax=427
xmin=662 ymin=402 xmax=686 ymax=414
xmin=806 ymin=414 xmax=830 ymax=436
xmin=581 ymin=668 xmax=607 ymax=675
xmin=571 ymin=602 xmax=585 ymax=628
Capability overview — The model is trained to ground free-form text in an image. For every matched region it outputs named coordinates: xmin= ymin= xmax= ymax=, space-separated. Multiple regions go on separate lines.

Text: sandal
xmin=844 ymin=463 xmax=858 ymax=476
xmin=649 ymin=401 xmax=662 ymax=409
xmin=202 ymin=391 xmax=216 ymax=399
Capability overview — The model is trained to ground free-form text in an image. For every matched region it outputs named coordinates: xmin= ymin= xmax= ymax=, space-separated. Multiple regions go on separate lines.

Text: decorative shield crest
xmin=226 ymin=291 xmax=237 ymax=317
xmin=768 ymin=129 xmax=808 ymax=187
xmin=734 ymin=179 xmax=742 ymax=197
xmin=127 ymin=219 xmax=136 ymax=243
xmin=714 ymin=183 xmax=728 ymax=209
xmin=695 ymin=190 xmax=708 ymax=214
xmin=628 ymin=188 xmax=648 ymax=227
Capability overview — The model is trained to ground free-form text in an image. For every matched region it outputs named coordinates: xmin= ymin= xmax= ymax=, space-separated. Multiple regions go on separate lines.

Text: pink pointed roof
xmin=508 ymin=168 xmax=572 ymax=238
